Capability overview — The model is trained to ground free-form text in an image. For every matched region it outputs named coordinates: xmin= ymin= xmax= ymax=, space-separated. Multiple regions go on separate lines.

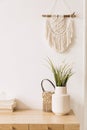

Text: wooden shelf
xmin=0 ymin=109 xmax=80 ymax=130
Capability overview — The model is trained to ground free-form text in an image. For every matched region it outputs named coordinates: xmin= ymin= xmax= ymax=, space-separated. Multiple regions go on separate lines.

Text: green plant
xmin=47 ymin=59 xmax=73 ymax=87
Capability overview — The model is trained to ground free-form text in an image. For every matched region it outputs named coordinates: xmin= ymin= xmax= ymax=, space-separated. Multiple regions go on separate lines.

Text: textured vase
xmin=52 ymin=87 xmax=70 ymax=115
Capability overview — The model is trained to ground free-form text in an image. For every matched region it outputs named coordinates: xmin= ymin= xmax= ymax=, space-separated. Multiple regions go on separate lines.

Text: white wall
xmin=0 ymin=0 xmax=84 ymax=129
xmin=84 ymin=0 xmax=87 ymax=129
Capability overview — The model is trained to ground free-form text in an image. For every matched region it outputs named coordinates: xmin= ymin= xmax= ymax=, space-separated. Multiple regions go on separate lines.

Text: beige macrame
xmin=46 ymin=16 xmax=73 ymax=53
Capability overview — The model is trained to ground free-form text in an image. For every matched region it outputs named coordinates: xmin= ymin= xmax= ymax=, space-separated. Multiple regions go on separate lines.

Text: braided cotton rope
xmin=46 ymin=16 xmax=73 ymax=53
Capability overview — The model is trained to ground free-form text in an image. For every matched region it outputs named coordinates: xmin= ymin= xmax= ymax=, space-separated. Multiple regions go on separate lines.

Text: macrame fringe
xmin=46 ymin=16 xmax=73 ymax=53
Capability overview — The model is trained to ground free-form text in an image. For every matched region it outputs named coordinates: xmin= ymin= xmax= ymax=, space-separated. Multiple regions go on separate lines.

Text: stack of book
xmin=0 ymin=99 xmax=16 ymax=112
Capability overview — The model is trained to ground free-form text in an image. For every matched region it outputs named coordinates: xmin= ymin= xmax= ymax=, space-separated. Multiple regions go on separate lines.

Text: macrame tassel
xmin=66 ymin=18 xmax=73 ymax=47
xmin=61 ymin=35 xmax=65 ymax=52
xmin=46 ymin=20 xmax=49 ymax=39
xmin=49 ymin=31 xmax=53 ymax=47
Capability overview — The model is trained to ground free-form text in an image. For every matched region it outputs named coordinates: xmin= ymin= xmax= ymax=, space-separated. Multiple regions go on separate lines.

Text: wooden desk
xmin=0 ymin=109 xmax=80 ymax=130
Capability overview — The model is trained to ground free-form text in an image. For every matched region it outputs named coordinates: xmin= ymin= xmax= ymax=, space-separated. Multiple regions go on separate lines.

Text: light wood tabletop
xmin=0 ymin=109 xmax=79 ymax=125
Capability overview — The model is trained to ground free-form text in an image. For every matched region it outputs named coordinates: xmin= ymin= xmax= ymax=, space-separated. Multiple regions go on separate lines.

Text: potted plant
xmin=48 ymin=59 xmax=73 ymax=115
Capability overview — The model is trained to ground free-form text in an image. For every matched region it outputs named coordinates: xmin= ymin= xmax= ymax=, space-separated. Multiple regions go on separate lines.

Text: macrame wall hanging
xmin=42 ymin=0 xmax=76 ymax=53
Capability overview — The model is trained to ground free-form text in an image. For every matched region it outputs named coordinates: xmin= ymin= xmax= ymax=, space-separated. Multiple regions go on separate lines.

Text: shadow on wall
xmin=15 ymin=99 xmax=31 ymax=110
xmin=70 ymin=97 xmax=84 ymax=130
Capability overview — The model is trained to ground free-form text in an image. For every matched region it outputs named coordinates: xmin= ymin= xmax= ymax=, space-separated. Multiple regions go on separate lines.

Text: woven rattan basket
xmin=42 ymin=91 xmax=54 ymax=112
xmin=41 ymin=79 xmax=55 ymax=112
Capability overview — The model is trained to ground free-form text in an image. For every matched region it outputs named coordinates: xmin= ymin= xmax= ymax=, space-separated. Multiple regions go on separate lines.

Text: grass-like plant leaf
xmin=47 ymin=58 xmax=73 ymax=87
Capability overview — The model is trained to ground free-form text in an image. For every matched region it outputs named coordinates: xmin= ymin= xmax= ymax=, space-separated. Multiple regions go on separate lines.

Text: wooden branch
xmin=42 ymin=12 xmax=76 ymax=18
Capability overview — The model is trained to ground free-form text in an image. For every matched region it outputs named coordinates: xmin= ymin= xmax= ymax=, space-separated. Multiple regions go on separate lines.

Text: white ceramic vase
xmin=52 ymin=87 xmax=70 ymax=115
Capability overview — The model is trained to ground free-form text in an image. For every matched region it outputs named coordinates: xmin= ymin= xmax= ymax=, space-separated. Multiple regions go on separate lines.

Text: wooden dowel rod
xmin=42 ymin=13 xmax=76 ymax=18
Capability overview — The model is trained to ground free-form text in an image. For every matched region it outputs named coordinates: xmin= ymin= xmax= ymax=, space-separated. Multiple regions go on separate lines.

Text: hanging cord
xmin=50 ymin=0 xmax=58 ymax=14
xmin=61 ymin=0 xmax=73 ymax=14
xmin=42 ymin=0 xmax=76 ymax=18
xmin=50 ymin=0 xmax=73 ymax=14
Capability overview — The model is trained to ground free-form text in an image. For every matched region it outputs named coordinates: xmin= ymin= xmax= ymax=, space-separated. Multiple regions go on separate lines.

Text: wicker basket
xmin=41 ymin=79 xmax=55 ymax=112
xmin=42 ymin=91 xmax=54 ymax=112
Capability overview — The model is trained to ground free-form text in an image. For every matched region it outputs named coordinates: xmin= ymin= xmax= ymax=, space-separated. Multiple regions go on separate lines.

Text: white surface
xmin=52 ymin=87 xmax=70 ymax=115
xmin=55 ymin=87 xmax=67 ymax=95
xmin=84 ymin=0 xmax=87 ymax=130
xmin=0 ymin=0 xmax=84 ymax=129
